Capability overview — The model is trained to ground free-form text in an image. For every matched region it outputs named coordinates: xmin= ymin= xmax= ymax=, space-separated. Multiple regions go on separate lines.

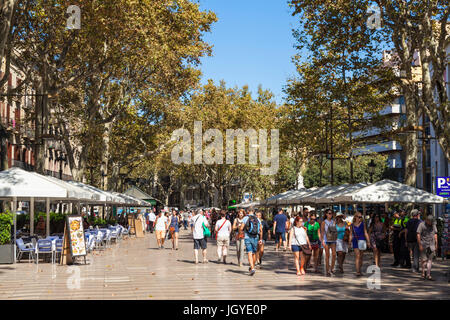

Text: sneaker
xmin=249 ymin=269 xmax=256 ymax=276
xmin=161 ymin=245 xmax=164 ymax=249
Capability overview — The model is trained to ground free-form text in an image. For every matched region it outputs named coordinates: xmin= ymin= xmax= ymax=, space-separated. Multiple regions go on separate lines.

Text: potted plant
xmin=0 ymin=211 xmax=14 ymax=264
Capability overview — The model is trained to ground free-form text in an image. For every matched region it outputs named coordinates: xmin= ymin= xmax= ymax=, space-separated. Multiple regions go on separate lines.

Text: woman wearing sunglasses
xmin=350 ymin=212 xmax=371 ymax=276
xmin=303 ymin=211 xmax=322 ymax=273
xmin=321 ymin=209 xmax=337 ymax=276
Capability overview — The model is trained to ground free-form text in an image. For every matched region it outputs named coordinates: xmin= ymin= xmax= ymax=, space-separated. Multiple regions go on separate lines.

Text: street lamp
xmin=86 ymin=165 xmax=95 ymax=185
xmin=55 ymin=150 xmax=67 ymax=180
xmin=368 ymin=159 xmax=376 ymax=183
xmin=100 ymin=162 xmax=107 ymax=190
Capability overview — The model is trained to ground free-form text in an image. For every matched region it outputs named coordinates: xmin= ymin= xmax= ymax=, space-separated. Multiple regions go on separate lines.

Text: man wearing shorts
xmin=240 ymin=208 xmax=262 ymax=276
xmin=273 ymin=209 xmax=288 ymax=252
xmin=154 ymin=211 xmax=168 ymax=249
xmin=192 ymin=209 xmax=210 ymax=264
xmin=417 ymin=215 xmax=438 ymax=280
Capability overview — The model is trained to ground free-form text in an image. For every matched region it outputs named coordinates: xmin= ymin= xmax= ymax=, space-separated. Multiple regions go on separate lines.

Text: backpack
xmin=326 ymin=221 xmax=338 ymax=242
xmin=245 ymin=215 xmax=259 ymax=238
xmin=406 ymin=219 xmax=420 ymax=243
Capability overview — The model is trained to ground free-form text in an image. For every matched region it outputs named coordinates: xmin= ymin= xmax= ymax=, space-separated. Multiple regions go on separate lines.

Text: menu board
xmin=67 ymin=215 xmax=86 ymax=257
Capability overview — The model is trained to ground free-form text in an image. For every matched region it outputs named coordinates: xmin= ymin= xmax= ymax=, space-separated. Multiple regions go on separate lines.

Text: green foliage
xmin=0 ymin=212 xmax=13 ymax=245
xmin=303 ymin=154 xmax=389 ymax=188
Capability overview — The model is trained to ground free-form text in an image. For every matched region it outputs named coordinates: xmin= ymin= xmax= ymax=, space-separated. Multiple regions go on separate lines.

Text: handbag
xmin=352 ymin=224 xmax=367 ymax=251
xmin=202 ymin=222 xmax=211 ymax=238
xmin=293 ymin=227 xmax=312 ymax=255
xmin=343 ymin=228 xmax=350 ymax=242
xmin=235 ymin=220 xmax=245 ymax=240
xmin=301 ymin=244 xmax=312 ymax=255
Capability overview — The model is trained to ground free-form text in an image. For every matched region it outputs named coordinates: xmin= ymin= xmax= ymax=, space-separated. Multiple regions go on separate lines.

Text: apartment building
xmin=0 ymin=60 xmax=72 ymax=180
xmin=353 ymin=44 xmax=449 ymax=215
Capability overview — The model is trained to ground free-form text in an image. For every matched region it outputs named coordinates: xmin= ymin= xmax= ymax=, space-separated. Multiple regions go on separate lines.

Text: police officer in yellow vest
xmin=390 ymin=210 xmax=403 ymax=267
xmin=398 ymin=210 xmax=411 ymax=268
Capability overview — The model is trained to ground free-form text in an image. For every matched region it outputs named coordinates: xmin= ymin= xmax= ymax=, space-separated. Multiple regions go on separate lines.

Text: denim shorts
xmin=245 ymin=237 xmax=258 ymax=253
xmin=194 ymin=238 xmax=207 ymax=250
xmin=291 ymin=245 xmax=302 ymax=252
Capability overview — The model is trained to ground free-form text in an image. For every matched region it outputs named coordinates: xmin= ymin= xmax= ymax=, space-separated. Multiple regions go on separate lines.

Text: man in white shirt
xmin=192 ymin=209 xmax=210 ymax=264
xmin=154 ymin=211 xmax=168 ymax=249
xmin=215 ymin=210 xmax=232 ymax=264
xmin=148 ymin=209 xmax=157 ymax=233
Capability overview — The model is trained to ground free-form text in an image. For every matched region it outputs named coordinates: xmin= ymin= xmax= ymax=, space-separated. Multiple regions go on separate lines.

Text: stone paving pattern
xmin=0 ymin=228 xmax=449 ymax=300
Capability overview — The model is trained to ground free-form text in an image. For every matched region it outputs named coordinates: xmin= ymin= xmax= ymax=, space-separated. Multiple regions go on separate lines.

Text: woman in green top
xmin=304 ymin=211 xmax=322 ymax=273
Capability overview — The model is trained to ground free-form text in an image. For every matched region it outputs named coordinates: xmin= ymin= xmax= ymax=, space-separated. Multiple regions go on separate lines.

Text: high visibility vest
xmin=401 ymin=217 xmax=409 ymax=228
xmin=393 ymin=218 xmax=402 ymax=229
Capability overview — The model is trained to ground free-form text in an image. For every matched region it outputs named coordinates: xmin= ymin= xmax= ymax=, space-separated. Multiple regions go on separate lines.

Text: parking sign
xmin=436 ymin=177 xmax=450 ymax=197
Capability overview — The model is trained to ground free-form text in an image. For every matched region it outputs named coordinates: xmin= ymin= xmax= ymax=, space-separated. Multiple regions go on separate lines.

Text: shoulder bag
xmin=293 ymin=227 xmax=312 ymax=255
xmin=201 ymin=217 xmax=211 ymax=238
xmin=235 ymin=219 xmax=245 ymax=240
xmin=215 ymin=220 xmax=228 ymax=240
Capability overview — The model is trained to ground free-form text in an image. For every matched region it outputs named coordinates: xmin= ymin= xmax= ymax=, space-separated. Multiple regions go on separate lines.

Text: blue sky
xmin=198 ymin=0 xmax=299 ymax=104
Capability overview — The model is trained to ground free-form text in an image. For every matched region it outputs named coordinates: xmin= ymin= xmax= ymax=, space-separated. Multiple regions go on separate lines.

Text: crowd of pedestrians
xmin=143 ymin=206 xmax=440 ymax=279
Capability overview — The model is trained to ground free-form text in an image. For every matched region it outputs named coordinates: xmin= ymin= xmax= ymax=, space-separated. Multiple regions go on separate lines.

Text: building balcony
xmin=353 ymin=140 xmax=402 ymax=156
xmin=0 ymin=117 xmax=14 ymax=130
xmin=20 ymin=125 xmax=35 ymax=140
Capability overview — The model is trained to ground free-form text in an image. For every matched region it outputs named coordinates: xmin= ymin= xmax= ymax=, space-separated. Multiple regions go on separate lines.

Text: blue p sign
xmin=436 ymin=177 xmax=450 ymax=197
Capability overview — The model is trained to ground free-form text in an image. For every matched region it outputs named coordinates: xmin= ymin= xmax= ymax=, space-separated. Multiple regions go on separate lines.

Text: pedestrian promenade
xmin=0 ymin=229 xmax=448 ymax=300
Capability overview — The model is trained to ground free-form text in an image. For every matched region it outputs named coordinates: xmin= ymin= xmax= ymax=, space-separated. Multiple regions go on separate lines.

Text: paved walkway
xmin=0 ymin=229 xmax=449 ymax=300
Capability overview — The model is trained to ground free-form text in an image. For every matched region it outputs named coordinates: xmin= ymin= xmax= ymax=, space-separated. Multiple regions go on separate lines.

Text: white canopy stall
xmin=334 ymin=180 xmax=446 ymax=204
xmin=0 ymin=168 xmax=70 ymax=262
xmin=236 ymin=201 xmax=261 ymax=209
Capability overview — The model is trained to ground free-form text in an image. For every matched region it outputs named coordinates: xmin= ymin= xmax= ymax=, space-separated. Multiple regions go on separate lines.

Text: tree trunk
xmin=33 ymin=77 xmax=47 ymax=174
xmin=0 ymin=0 xmax=16 ymax=65
xmin=403 ymin=85 xmax=418 ymax=187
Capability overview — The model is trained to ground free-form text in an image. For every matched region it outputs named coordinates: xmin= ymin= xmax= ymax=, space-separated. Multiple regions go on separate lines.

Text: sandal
xmin=426 ymin=276 xmax=434 ymax=281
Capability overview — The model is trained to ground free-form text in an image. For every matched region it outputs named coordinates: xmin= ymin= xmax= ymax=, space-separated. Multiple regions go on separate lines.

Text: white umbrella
xmin=334 ymin=179 xmax=446 ymax=204
xmin=0 ymin=167 xmax=69 ymax=263
xmin=312 ymin=183 xmax=369 ymax=204
xmin=265 ymin=189 xmax=299 ymax=205
xmin=33 ymin=174 xmax=99 ymax=201
xmin=278 ymin=188 xmax=318 ymax=205
xmin=0 ymin=167 xmax=67 ymax=200
xmin=67 ymin=181 xmax=114 ymax=202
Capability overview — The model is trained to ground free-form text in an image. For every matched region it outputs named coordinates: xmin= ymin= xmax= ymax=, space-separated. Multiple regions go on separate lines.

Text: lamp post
xmin=100 ymin=161 xmax=107 ymax=190
xmin=119 ymin=173 xmax=127 ymax=192
xmin=55 ymin=150 xmax=67 ymax=180
xmin=86 ymin=165 xmax=95 ymax=185
xmin=368 ymin=159 xmax=376 ymax=183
